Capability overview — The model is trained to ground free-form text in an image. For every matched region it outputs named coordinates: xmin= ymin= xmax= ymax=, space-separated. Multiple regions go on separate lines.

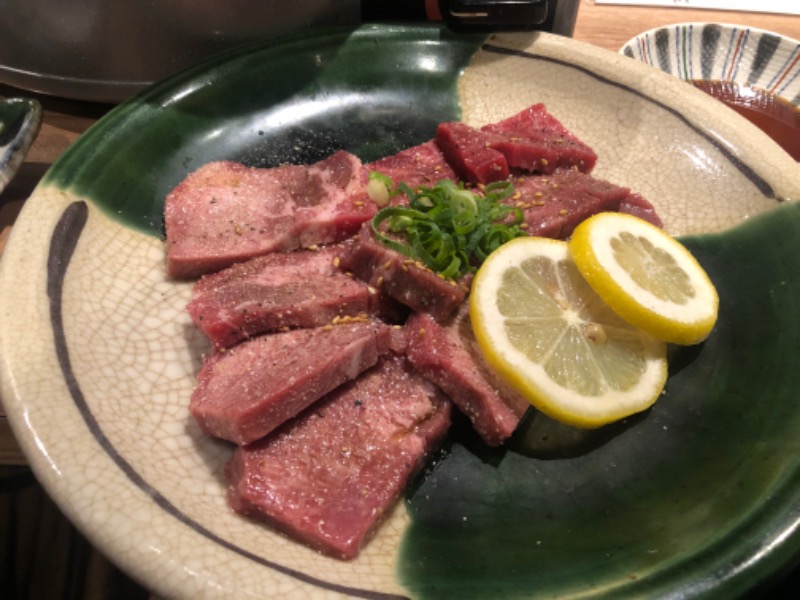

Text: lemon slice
xmin=570 ymin=212 xmax=718 ymax=345
xmin=470 ymin=237 xmax=667 ymax=428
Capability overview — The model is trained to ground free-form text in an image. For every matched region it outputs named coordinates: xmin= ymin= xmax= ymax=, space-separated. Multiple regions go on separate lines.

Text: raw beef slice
xmin=190 ymin=321 xmax=392 ymax=445
xmin=481 ymin=103 xmax=598 ymax=174
xmin=406 ymin=305 xmax=530 ymax=447
xmin=508 ymin=169 xmax=661 ymax=239
xmin=165 ymin=150 xmax=375 ymax=278
xmin=366 ymin=140 xmax=457 ymax=196
xmin=226 ymin=354 xmax=452 ymax=559
xmin=435 ymin=121 xmax=509 ymax=184
xmin=340 ymin=224 xmax=469 ymax=323
xmin=187 ymin=243 xmax=404 ymax=349
xmin=435 ymin=103 xmax=598 ymax=184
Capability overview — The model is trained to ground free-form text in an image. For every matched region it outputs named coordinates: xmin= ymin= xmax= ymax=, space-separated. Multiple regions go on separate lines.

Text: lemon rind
xmin=470 ymin=236 xmax=668 ymax=429
xmin=570 ymin=213 xmax=719 ymax=345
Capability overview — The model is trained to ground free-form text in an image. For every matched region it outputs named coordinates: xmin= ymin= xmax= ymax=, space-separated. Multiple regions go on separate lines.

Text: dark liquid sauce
xmin=691 ymin=80 xmax=800 ymax=161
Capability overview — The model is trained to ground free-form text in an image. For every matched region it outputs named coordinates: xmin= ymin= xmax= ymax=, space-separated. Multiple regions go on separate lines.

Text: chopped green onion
xmin=366 ymin=171 xmax=395 ymax=206
xmin=369 ymin=174 xmax=525 ymax=279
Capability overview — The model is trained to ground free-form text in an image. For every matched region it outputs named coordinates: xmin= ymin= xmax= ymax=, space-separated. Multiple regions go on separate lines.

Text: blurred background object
xmin=364 ymin=0 xmax=580 ymax=36
xmin=0 ymin=0 xmax=580 ymax=103
xmin=0 ymin=0 xmax=361 ymax=103
xmin=595 ymin=0 xmax=799 ymax=14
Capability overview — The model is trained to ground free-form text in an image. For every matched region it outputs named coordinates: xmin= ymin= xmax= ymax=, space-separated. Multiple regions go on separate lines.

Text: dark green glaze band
xmin=42 ymin=24 xmax=485 ymax=237
xmin=398 ymin=199 xmax=800 ymax=599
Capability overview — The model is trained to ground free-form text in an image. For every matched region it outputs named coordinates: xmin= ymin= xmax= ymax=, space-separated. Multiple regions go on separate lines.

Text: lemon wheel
xmin=469 ymin=237 xmax=667 ymax=428
xmin=570 ymin=212 xmax=719 ymax=345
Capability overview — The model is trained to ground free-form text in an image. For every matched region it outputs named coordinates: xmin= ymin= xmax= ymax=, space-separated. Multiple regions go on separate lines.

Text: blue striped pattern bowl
xmin=620 ymin=23 xmax=800 ymax=108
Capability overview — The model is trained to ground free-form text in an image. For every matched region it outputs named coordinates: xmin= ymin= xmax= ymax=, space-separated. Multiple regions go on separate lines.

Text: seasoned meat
xmin=435 ymin=104 xmax=598 ymax=185
xmin=189 ymin=321 xmax=392 ymax=445
xmin=339 ymin=223 xmax=470 ymax=323
xmin=507 ymin=169 xmax=661 ymax=239
xmin=480 ymin=103 xmax=598 ymax=174
xmin=174 ymin=102 xmax=669 ymax=562
xmin=435 ymin=121 xmax=509 ymax=184
xmin=187 ymin=242 xmax=405 ymax=349
xmin=365 ymin=139 xmax=457 ymax=194
xmin=165 ymin=151 xmax=374 ymax=278
xmin=226 ymin=354 xmax=452 ymax=560
xmin=405 ymin=305 xmax=530 ymax=447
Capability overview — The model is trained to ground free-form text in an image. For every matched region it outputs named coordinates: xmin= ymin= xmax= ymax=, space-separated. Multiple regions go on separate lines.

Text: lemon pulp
xmin=470 ymin=237 xmax=667 ymax=428
xmin=570 ymin=212 xmax=719 ymax=345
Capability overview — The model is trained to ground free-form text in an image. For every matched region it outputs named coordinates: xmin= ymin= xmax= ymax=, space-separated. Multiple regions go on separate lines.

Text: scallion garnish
xmin=368 ymin=172 xmax=525 ymax=280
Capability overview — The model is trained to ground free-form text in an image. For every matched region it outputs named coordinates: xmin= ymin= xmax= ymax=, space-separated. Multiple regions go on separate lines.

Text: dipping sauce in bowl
xmin=690 ymin=81 xmax=800 ymax=161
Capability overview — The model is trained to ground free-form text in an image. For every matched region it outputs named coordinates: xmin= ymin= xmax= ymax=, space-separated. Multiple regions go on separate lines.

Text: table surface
xmin=0 ymin=0 xmax=799 ymax=462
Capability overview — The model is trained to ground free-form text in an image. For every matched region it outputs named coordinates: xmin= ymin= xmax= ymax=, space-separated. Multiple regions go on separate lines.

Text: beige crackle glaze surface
xmin=0 ymin=191 xmax=414 ymax=598
xmin=461 ymin=33 xmax=800 ymax=235
xmin=0 ymin=31 xmax=799 ymax=599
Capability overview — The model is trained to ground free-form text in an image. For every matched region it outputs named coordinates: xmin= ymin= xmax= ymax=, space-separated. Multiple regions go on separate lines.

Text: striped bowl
xmin=620 ymin=22 xmax=800 ymax=108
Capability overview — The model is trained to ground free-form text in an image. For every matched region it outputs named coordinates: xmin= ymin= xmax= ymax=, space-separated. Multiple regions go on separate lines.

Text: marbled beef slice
xmin=165 ymin=150 xmax=374 ymax=279
xmin=189 ymin=321 xmax=392 ymax=445
xmin=226 ymin=354 xmax=452 ymax=560
xmin=405 ymin=306 xmax=530 ymax=447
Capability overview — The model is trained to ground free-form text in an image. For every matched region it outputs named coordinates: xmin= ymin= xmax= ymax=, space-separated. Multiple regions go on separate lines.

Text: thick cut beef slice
xmin=435 ymin=122 xmax=509 ymax=184
xmin=187 ymin=243 xmax=403 ymax=349
xmin=190 ymin=321 xmax=392 ymax=445
xmin=226 ymin=354 xmax=452 ymax=560
xmin=435 ymin=104 xmax=597 ymax=184
xmin=340 ymin=224 xmax=469 ymax=323
xmin=508 ymin=170 xmax=660 ymax=239
xmin=165 ymin=151 xmax=374 ymax=279
xmin=481 ymin=103 xmax=598 ymax=174
xmin=366 ymin=140 xmax=457 ymax=194
xmin=406 ymin=306 xmax=529 ymax=447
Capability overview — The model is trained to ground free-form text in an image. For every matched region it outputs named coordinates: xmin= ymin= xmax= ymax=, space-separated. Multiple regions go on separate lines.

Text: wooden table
xmin=573 ymin=0 xmax=800 ymax=52
xmin=1 ymin=0 xmax=800 ymax=461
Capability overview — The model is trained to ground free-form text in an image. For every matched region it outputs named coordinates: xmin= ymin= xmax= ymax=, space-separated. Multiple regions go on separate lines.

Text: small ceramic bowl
xmin=620 ymin=23 xmax=800 ymax=104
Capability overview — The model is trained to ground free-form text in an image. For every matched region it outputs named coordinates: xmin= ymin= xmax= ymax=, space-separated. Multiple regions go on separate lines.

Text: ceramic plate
xmin=2 ymin=24 xmax=800 ymax=599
